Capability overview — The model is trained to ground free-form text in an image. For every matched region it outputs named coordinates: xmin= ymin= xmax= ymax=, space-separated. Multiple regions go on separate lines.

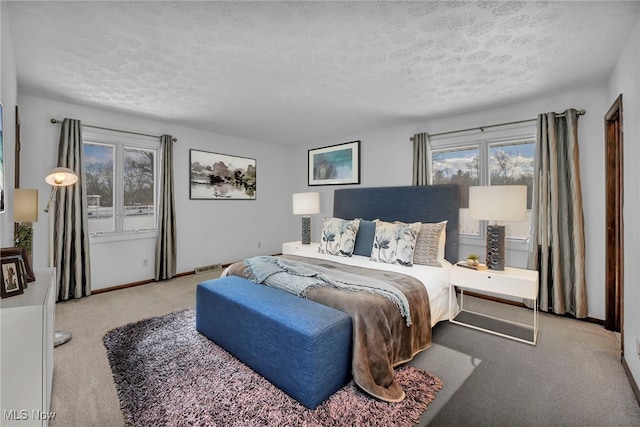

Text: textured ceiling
xmin=7 ymin=1 xmax=640 ymax=146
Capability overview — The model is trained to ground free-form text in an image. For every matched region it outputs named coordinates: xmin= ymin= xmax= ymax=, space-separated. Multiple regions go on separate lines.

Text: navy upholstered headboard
xmin=333 ymin=185 xmax=460 ymax=263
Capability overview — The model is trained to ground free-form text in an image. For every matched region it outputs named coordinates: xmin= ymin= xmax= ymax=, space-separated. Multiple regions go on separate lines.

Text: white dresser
xmin=1 ymin=268 xmax=56 ymax=426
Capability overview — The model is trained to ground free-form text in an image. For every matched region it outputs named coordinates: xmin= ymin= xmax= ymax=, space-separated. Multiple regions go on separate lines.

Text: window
xmin=83 ymin=133 xmax=159 ymax=236
xmin=431 ymin=135 xmax=535 ymax=240
xmin=432 ymin=146 xmax=480 ymax=235
xmin=488 ymin=140 xmax=535 ymax=239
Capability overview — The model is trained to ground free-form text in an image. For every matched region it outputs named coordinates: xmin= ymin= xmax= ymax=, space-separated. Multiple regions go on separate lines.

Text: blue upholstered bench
xmin=195 ymin=275 xmax=353 ymax=409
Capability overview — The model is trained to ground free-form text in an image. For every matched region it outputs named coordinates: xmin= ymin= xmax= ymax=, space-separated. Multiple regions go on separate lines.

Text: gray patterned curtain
xmin=155 ymin=134 xmax=177 ymax=281
xmin=412 ymin=132 xmax=432 ymax=185
xmin=528 ymin=109 xmax=587 ymax=318
xmin=55 ymin=119 xmax=91 ymax=300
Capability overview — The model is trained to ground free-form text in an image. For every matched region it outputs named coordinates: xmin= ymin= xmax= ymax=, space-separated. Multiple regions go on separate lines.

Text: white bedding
xmin=280 ymin=243 xmax=454 ymax=326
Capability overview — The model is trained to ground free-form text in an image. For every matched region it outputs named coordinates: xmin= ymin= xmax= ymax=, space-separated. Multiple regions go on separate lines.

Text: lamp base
xmin=54 ymin=330 xmax=72 ymax=347
xmin=486 ymin=225 xmax=506 ymax=271
xmin=301 ymin=216 xmax=311 ymax=245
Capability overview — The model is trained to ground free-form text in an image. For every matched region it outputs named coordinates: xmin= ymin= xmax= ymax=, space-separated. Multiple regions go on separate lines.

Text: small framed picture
xmin=1 ymin=247 xmax=35 ymax=282
xmin=308 ymin=140 xmax=360 ymax=186
xmin=1 ymin=257 xmax=24 ymax=298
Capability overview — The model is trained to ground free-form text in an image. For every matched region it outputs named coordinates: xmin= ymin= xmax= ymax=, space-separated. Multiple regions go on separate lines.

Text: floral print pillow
xmin=370 ymin=220 xmax=422 ymax=266
xmin=318 ymin=217 xmax=361 ymax=257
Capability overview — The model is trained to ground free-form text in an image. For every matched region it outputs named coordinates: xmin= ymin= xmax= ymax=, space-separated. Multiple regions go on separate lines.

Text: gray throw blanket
xmin=244 ymin=256 xmax=413 ymax=326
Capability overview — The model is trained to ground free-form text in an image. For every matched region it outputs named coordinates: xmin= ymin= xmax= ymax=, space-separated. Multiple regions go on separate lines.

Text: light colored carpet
xmin=50 ymin=270 xmax=222 ymax=427
xmin=49 ymin=272 xmax=640 ymax=426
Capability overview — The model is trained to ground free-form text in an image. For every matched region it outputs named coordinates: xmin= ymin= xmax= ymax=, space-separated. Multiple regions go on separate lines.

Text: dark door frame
xmin=604 ymin=95 xmax=623 ymax=344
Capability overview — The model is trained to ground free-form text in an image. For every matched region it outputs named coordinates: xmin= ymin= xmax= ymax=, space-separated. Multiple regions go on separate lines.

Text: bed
xmin=224 ymin=184 xmax=460 ymax=402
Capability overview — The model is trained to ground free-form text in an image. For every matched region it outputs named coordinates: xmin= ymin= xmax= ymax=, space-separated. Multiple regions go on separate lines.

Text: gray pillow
xmin=353 ymin=219 xmax=376 ymax=257
xmin=413 ymin=221 xmax=447 ymax=267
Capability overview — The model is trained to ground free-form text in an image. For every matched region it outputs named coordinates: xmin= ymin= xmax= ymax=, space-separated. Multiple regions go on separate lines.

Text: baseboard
xmin=93 ymin=278 xmax=166 ymax=294
xmin=622 ymin=356 xmax=640 ymax=406
xmin=91 ymin=270 xmax=196 ymax=295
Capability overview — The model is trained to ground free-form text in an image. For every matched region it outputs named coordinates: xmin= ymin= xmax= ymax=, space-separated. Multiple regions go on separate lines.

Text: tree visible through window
xmin=431 ymin=139 xmax=535 ymax=239
xmin=84 ymin=139 xmax=157 ymax=234
xmin=123 ymin=148 xmax=155 ymax=232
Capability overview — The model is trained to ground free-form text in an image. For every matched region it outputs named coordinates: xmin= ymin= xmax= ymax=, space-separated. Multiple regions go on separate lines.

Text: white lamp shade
xmin=13 ymin=188 xmax=39 ymax=222
xmin=468 ymin=185 xmax=527 ymax=222
xmin=292 ymin=192 xmax=320 ymax=215
xmin=45 ymin=167 xmax=78 ymax=187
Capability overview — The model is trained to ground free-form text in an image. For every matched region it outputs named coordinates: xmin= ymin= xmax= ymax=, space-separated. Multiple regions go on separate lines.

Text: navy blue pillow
xmin=353 ymin=219 xmax=376 ymax=257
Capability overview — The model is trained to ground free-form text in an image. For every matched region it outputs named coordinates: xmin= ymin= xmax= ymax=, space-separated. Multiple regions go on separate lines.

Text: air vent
xmin=194 ymin=263 xmax=222 ymax=274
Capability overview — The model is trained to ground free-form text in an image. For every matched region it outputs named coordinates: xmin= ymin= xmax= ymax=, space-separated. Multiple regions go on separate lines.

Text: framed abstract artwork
xmin=308 ymin=140 xmax=360 ymax=186
xmin=189 ymin=149 xmax=256 ymax=200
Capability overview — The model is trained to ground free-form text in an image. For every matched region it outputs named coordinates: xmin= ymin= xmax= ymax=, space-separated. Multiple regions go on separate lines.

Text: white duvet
xmin=281 ymin=243 xmax=454 ymax=326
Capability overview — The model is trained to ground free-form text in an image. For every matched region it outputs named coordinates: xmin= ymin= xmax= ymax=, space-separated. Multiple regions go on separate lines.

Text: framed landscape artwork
xmin=308 ymin=140 xmax=360 ymax=186
xmin=189 ymin=149 xmax=256 ymax=200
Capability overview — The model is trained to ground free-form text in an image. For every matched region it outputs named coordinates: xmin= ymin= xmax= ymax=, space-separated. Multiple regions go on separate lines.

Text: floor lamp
xmin=44 ymin=167 xmax=78 ymax=347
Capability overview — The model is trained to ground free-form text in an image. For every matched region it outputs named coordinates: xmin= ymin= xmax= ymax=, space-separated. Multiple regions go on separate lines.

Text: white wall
xmin=5 ymin=4 xmax=618 ymax=322
xmin=289 ymin=85 xmax=609 ymax=320
xmin=0 ymin=1 xmax=18 ymax=247
xmin=608 ymin=14 xmax=640 ymax=392
xmin=18 ymin=95 xmax=290 ymax=290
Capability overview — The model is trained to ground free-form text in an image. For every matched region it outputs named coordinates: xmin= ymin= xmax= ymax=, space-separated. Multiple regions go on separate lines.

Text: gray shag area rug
xmin=103 ymin=308 xmax=442 ymax=427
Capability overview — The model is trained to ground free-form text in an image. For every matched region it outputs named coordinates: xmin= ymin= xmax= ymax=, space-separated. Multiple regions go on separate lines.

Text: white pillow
xmin=370 ymin=220 xmax=421 ymax=266
xmin=318 ymin=217 xmax=360 ymax=257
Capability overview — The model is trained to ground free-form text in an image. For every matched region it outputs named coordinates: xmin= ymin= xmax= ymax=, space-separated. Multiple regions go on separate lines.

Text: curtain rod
xmin=50 ymin=118 xmax=177 ymax=142
xmin=409 ymin=109 xmax=586 ymax=141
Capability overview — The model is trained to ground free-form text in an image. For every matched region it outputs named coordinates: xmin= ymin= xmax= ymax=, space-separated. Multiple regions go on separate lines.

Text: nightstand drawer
xmin=282 ymin=241 xmax=321 ymax=255
xmin=450 ymin=267 xmax=538 ymax=300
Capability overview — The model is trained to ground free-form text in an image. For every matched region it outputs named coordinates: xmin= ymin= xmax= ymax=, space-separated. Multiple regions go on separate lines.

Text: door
xmin=604 ymin=95 xmax=623 ymax=342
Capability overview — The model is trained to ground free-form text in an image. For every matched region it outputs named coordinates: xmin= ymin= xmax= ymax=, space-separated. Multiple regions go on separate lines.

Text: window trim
xmin=430 ymin=128 xmax=536 ymax=244
xmin=83 ymin=129 xmax=160 ymax=241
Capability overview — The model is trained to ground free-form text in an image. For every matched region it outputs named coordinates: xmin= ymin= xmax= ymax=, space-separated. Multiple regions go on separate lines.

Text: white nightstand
xmin=449 ymin=265 xmax=539 ymax=345
xmin=282 ymin=241 xmax=321 ymax=255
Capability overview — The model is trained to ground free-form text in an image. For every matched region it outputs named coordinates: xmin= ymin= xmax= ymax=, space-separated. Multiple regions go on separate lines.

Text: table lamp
xmin=14 ymin=188 xmax=39 ymax=260
xmin=292 ymin=192 xmax=320 ymax=244
xmin=469 ymin=185 xmax=527 ymax=270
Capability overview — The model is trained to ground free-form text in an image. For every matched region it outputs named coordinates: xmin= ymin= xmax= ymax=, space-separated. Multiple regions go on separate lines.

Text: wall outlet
xmin=637 ymin=339 xmax=640 ymax=357
xmin=143 ymin=259 xmax=149 ymax=266
xmin=258 ymin=241 xmax=261 ymax=248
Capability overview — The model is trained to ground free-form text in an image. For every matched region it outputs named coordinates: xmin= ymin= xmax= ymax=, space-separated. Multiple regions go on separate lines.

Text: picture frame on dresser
xmin=1 ymin=256 xmax=24 ymax=298
xmin=1 ymin=246 xmax=35 ymax=282
xmin=308 ymin=140 xmax=360 ymax=186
